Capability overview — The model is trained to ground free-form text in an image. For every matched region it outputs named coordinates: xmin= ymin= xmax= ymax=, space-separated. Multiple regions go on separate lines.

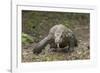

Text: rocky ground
xmin=22 ymin=24 xmax=90 ymax=62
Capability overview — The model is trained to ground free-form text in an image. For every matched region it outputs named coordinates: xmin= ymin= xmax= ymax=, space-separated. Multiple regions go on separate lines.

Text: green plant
xmin=22 ymin=32 xmax=34 ymax=45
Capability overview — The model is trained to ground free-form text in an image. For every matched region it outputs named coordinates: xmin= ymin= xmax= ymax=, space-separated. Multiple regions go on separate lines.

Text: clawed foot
xmin=48 ymin=48 xmax=57 ymax=52
xmin=61 ymin=47 xmax=74 ymax=53
xmin=67 ymin=48 xmax=74 ymax=52
xmin=33 ymin=48 xmax=42 ymax=55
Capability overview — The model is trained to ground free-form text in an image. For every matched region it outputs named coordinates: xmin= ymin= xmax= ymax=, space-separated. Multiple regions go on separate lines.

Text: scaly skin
xmin=33 ymin=24 xmax=78 ymax=54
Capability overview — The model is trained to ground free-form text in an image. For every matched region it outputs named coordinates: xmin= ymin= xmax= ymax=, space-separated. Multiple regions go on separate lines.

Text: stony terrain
xmin=22 ymin=24 xmax=90 ymax=62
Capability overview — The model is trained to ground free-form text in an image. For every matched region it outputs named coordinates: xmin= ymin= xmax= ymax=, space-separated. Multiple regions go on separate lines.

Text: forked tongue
xmin=57 ymin=43 xmax=60 ymax=48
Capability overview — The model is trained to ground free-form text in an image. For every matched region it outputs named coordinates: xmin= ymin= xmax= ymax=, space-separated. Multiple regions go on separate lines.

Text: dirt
xmin=22 ymin=24 xmax=90 ymax=62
